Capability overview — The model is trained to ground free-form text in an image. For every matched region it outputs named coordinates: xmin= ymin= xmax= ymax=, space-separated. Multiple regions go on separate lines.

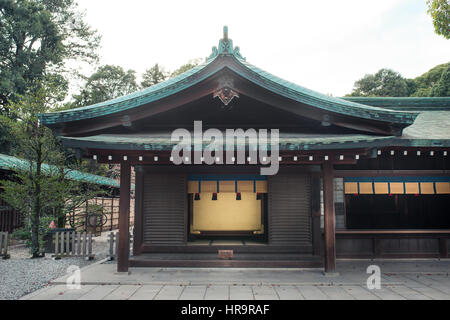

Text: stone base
xmin=323 ymin=271 xmax=340 ymax=277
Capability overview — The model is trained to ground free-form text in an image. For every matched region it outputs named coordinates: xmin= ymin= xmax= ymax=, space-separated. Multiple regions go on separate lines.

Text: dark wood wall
xmin=142 ymin=173 xmax=187 ymax=246
xmin=135 ymin=166 xmax=319 ymax=254
xmin=268 ymin=174 xmax=313 ymax=250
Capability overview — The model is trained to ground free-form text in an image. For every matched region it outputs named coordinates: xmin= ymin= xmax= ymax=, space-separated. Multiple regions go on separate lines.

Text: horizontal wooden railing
xmin=53 ymin=231 xmax=94 ymax=260
xmin=336 ymin=229 xmax=450 ymax=259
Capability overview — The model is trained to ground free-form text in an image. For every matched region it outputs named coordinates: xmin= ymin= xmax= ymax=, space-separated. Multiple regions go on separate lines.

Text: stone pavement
xmin=21 ymin=260 xmax=450 ymax=300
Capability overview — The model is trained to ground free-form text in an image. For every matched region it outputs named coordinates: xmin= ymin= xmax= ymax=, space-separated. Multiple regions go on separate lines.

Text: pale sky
xmin=75 ymin=0 xmax=449 ymax=97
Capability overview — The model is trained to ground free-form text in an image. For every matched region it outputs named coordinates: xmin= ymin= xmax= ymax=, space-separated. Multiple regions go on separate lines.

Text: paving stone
xmin=154 ymin=285 xmax=185 ymax=300
xmin=204 ymin=285 xmax=229 ymax=300
xmin=274 ymin=286 xmax=304 ymax=300
xmin=317 ymin=286 xmax=355 ymax=300
xmin=30 ymin=285 xmax=70 ymax=300
xmin=229 ymin=285 xmax=254 ymax=300
xmin=179 ymin=285 xmax=207 ymax=300
xmin=53 ymin=285 xmax=98 ymax=300
xmin=370 ymin=287 xmax=406 ymax=300
xmin=129 ymin=285 xmax=163 ymax=300
xmin=408 ymin=286 xmax=450 ymax=300
xmin=296 ymin=285 xmax=328 ymax=300
xmin=103 ymin=285 xmax=140 ymax=300
xmin=388 ymin=285 xmax=432 ymax=300
xmin=78 ymin=285 xmax=119 ymax=300
xmin=341 ymin=286 xmax=380 ymax=300
xmin=252 ymin=285 xmax=279 ymax=300
xmin=20 ymin=285 xmax=53 ymax=300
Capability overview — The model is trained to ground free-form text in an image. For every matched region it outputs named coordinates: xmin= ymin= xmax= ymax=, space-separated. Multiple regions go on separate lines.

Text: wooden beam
xmin=322 ymin=162 xmax=336 ymax=273
xmin=335 ymin=170 xmax=450 ymax=177
xmin=117 ymin=161 xmax=131 ymax=273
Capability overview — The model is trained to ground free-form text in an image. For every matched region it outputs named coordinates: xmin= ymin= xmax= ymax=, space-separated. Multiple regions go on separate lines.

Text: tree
xmin=0 ymin=85 xmax=102 ymax=257
xmin=427 ymin=0 xmax=450 ymax=39
xmin=0 ymin=0 xmax=100 ymax=112
xmin=412 ymin=62 xmax=450 ymax=97
xmin=349 ymin=69 xmax=410 ymax=97
xmin=71 ymin=65 xmax=139 ymax=107
xmin=431 ymin=65 xmax=450 ymax=96
xmin=141 ymin=64 xmax=168 ymax=88
xmin=170 ymin=59 xmax=202 ymax=78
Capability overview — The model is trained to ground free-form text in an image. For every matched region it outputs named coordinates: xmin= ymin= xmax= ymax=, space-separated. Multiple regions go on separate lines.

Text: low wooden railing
xmin=336 ymin=229 xmax=450 ymax=258
xmin=53 ymin=231 xmax=94 ymax=260
xmin=108 ymin=232 xmax=133 ymax=260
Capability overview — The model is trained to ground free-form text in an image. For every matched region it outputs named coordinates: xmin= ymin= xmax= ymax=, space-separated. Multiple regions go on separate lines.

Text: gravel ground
xmin=0 ymin=232 xmax=112 ymax=300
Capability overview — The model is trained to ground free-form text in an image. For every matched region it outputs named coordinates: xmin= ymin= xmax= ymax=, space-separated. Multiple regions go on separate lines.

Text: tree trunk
xmin=30 ymin=201 xmax=40 ymax=258
xmin=31 ymin=140 xmax=43 ymax=258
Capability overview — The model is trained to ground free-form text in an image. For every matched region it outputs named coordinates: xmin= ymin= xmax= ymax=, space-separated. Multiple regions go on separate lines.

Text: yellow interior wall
xmin=374 ymin=183 xmax=389 ymax=194
xmin=359 ymin=183 xmax=373 ymax=194
xmin=405 ymin=182 xmax=420 ymax=194
xmin=344 ymin=182 xmax=358 ymax=194
xmin=193 ymin=192 xmax=261 ymax=232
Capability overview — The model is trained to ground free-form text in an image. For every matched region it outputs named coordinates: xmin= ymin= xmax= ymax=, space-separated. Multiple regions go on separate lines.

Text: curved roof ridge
xmin=40 ymin=57 xmax=215 ymax=124
xmin=232 ymin=55 xmax=418 ymax=124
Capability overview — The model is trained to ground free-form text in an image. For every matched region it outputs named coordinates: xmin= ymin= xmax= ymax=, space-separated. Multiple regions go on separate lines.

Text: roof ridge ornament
xmin=207 ymin=26 xmax=246 ymax=61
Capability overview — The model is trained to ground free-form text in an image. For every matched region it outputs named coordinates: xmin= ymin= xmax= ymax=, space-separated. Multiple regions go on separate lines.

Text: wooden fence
xmin=0 ymin=232 xmax=10 ymax=259
xmin=108 ymin=232 xmax=133 ymax=260
xmin=53 ymin=231 xmax=94 ymax=260
xmin=69 ymin=196 xmax=135 ymax=234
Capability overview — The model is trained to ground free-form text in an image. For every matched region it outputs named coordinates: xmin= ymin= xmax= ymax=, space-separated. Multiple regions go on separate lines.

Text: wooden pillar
xmin=117 ymin=161 xmax=131 ymax=273
xmin=322 ymin=162 xmax=336 ymax=273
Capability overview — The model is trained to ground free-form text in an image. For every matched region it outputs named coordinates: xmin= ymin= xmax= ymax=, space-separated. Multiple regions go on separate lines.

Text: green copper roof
xmin=0 ymin=154 xmax=119 ymax=188
xmin=57 ymin=110 xmax=450 ymax=150
xmin=342 ymin=97 xmax=450 ymax=111
xmin=58 ymin=132 xmax=393 ymax=151
xmin=225 ymin=58 xmax=416 ymax=125
xmin=39 ymin=27 xmax=417 ymax=127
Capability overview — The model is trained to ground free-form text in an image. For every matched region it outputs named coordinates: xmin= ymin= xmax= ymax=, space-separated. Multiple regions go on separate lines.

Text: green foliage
xmin=140 ymin=59 xmax=202 ymax=89
xmin=170 ymin=59 xmax=202 ymax=78
xmin=141 ymin=64 xmax=168 ymax=88
xmin=349 ymin=69 xmax=410 ymax=97
xmin=427 ymin=0 xmax=450 ymax=39
xmin=0 ymin=0 xmax=100 ymax=112
xmin=412 ymin=62 xmax=450 ymax=97
xmin=0 ymin=85 xmax=103 ymax=257
xmin=67 ymin=59 xmax=204 ymax=108
xmin=12 ymin=216 xmax=54 ymax=255
xmin=70 ymin=65 xmax=139 ymax=107
xmin=348 ymin=63 xmax=450 ymax=98
xmin=431 ymin=65 xmax=450 ymax=96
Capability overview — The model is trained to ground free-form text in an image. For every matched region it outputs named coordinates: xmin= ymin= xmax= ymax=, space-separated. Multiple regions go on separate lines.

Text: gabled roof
xmin=0 ymin=153 xmax=119 ymax=188
xmin=39 ymin=27 xmax=418 ymax=131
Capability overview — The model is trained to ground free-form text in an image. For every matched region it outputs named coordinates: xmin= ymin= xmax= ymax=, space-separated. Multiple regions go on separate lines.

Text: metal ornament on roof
xmin=214 ymin=87 xmax=240 ymax=106
xmin=208 ymin=26 xmax=246 ymax=61
xmin=214 ymin=76 xmax=239 ymax=107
